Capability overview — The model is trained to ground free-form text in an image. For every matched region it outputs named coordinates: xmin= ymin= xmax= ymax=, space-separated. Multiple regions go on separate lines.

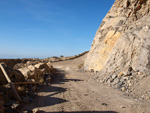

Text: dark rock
xmin=101 ymin=103 xmax=108 ymax=106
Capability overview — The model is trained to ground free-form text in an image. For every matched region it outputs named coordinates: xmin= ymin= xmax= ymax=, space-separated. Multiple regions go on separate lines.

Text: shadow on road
xmin=21 ymin=69 xmax=116 ymax=113
xmin=33 ymin=111 xmax=118 ymax=113
xmin=20 ymin=68 xmax=84 ymax=112
xmin=20 ymin=85 xmax=68 ymax=111
xmin=53 ymin=68 xmax=83 ymax=85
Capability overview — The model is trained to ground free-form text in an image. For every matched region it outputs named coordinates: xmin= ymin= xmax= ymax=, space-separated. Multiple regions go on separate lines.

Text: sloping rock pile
xmin=0 ymin=59 xmax=22 ymax=68
xmin=0 ymin=60 xmax=56 ymax=112
xmin=14 ymin=61 xmax=56 ymax=82
xmin=0 ymin=63 xmax=25 ymax=85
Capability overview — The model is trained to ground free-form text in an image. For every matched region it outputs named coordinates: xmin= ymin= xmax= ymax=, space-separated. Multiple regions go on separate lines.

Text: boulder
xmin=0 ymin=59 xmax=22 ymax=68
xmin=0 ymin=63 xmax=25 ymax=85
xmin=16 ymin=61 xmax=55 ymax=82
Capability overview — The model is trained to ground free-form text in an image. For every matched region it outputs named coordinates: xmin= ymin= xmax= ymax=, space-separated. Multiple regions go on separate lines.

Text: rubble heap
xmin=14 ymin=61 xmax=55 ymax=83
xmin=0 ymin=60 xmax=56 ymax=113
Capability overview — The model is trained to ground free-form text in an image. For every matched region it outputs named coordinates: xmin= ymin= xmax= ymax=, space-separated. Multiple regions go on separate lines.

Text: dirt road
xmin=21 ymin=55 xmax=150 ymax=113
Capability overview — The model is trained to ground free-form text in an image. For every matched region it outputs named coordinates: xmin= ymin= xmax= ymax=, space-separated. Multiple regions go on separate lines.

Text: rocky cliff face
xmin=84 ymin=0 xmax=150 ymax=98
xmin=84 ymin=0 xmax=150 ymax=74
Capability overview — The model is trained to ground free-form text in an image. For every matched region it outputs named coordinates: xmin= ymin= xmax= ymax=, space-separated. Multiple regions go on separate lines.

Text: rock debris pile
xmin=0 ymin=59 xmax=56 ymax=113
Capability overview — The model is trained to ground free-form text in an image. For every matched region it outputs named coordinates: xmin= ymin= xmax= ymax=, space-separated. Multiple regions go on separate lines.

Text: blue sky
xmin=0 ymin=0 xmax=115 ymax=58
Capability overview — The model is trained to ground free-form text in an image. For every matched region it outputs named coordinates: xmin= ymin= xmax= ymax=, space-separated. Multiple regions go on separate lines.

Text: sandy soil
xmin=21 ymin=55 xmax=150 ymax=113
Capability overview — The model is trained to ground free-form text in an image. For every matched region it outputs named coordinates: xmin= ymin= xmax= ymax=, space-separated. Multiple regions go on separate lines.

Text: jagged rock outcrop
xmin=84 ymin=0 xmax=150 ymax=97
xmin=85 ymin=0 xmax=150 ymax=74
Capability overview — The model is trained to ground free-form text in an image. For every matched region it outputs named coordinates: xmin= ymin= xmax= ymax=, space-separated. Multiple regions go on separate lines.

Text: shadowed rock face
xmin=0 ymin=63 xmax=25 ymax=85
xmin=84 ymin=0 xmax=150 ymax=76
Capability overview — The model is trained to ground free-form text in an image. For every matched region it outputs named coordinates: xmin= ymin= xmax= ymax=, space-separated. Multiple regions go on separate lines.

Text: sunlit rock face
xmin=84 ymin=0 xmax=150 ymax=75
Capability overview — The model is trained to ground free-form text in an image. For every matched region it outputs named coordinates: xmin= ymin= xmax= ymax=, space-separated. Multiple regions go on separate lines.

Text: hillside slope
xmin=84 ymin=0 xmax=150 ymax=100
xmin=85 ymin=0 xmax=150 ymax=73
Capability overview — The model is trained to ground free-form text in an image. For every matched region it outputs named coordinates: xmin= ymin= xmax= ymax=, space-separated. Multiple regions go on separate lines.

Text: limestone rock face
xmin=84 ymin=0 xmax=150 ymax=76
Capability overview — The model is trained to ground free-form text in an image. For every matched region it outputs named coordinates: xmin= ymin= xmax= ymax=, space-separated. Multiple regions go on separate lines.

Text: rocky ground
xmin=20 ymin=54 xmax=150 ymax=113
xmin=0 ymin=58 xmax=56 ymax=113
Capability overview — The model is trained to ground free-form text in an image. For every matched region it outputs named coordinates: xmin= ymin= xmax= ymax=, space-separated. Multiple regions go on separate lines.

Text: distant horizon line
xmin=0 ymin=51 xmax=89 ymax=59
